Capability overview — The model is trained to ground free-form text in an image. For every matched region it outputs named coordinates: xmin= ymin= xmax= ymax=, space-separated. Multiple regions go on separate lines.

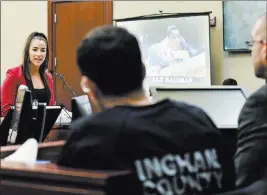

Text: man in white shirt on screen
xmin=146 ymin=25 xmax=204 ymax=77
xmin=146 ymin=26 xmax=192 ymax=74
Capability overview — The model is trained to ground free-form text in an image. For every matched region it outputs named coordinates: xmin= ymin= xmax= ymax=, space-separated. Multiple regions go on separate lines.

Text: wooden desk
xmin=0 ymin=161 xmax=143 ymax=195
xmin=1 ymin=141 xmax=65 ymax=162
xmin=46 ymin=122 xmax=71 ymax=141
xmin=47 ymin=129 xmax=71 ymax=141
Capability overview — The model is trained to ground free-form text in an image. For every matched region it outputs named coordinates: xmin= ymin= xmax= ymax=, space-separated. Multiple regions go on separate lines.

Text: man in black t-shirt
xmin=57 ymin=26 xmax=235 ymax=194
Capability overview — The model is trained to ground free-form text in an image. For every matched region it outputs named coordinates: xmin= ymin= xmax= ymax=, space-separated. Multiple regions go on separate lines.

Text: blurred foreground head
xmin=76 ymin=25 xmax=146 ymax=112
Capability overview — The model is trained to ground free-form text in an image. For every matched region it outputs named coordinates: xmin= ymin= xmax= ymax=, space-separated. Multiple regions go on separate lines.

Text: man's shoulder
xmin=239 ymin=84 xmax=267 ymax=130
xmin=248 ymin=84 xmax=267 ymax=102
xmin=240 ymin=84 xmax=267 ymax=114
xmin=158 ymin=99 xmax=219 ymax=135
xmin=71 ymin=100 xmax=218 ymax=137
xmin=71 ymin=108 xmax=128 ymax=132
xmin=170 ymin=99 xmax=213 ymax=119
xmin=172 ymin=99 xmax=198 ymax=109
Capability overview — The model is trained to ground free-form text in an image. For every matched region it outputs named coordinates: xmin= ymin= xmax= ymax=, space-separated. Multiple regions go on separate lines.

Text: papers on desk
xmin=32 ymin=105 xmax=61 ymax=110
xmin=3 ymin=138 xmax=38 ymax=165
xmin=1 ymin=106 xmax=72 ymax=127
xmin=55 ymin=110 xmax=72 ymax=126
xmin=31 ymin=105 xmax=71 ymax=126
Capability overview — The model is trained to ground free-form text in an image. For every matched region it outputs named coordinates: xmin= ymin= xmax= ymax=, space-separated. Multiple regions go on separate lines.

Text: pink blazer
xmin=1 ymin=65 xmax=55 ymax=116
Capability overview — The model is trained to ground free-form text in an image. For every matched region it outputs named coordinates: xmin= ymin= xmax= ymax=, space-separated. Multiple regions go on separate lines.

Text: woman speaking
xmin=1 ymin=32 xmax=55 ymax=116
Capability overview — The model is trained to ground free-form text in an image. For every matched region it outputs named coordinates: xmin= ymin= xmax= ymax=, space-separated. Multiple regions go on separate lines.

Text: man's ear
xmin=265 ymin=44 xmax=267 ymax=61
xmin=142 ymin=63 xmax=146 ymax=80
xmin=80 ymin=76 xmax=90 ymax=93
xmin=262 ymin=44 xmax=267 ymax=64
xmin=80 ymin=76 xmax=103 ymax=113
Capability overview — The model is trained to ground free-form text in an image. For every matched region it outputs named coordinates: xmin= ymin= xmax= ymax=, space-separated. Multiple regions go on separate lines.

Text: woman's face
xmin=29 ymin=38 xmax=47 ymax=68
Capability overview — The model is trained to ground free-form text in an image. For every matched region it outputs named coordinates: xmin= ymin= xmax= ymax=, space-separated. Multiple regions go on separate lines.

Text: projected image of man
xmin=146 ymin=25 xmax=201 ymax=77
xmin=147 ymin=26 xmax=191 ymax=69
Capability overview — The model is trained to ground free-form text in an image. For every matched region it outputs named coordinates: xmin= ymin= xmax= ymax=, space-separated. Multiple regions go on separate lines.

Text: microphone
xmin=49 ymin=70 xmax=76 ymax=96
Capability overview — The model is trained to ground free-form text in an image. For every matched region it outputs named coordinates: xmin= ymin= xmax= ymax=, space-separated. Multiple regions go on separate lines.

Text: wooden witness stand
xmin=0 ymin=141 xmax=143 ymax=195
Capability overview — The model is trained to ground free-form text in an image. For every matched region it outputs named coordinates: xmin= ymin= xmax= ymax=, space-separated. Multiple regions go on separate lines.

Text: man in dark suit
xmin=235 ymin=14 xmax=267 ymax=188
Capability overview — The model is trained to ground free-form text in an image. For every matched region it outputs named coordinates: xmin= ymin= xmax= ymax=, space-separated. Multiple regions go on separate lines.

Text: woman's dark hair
xmin=22 ymin=32 xmax=49 ymax=80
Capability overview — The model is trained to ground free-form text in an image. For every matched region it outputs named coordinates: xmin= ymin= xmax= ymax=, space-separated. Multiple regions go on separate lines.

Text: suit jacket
xmin=235 ymin=84 xmax=267 ymax=188
xmin=1 ymin=65 xmax=55 ymax=116
xmin=217 ymin=179 xmax=267 ymax=195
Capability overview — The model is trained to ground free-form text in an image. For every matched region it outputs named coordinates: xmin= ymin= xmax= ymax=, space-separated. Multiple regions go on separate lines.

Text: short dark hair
xmin=22 ymin=32 xmax=49 ymax=80
xmin=76 ymin=25 xmax=144 ymax=96
xmin=222 ymin=78 xmax=238 ymax=85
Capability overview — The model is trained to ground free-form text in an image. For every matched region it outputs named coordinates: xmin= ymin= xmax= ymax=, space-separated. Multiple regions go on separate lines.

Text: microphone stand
xmin=49 ymin=70 xmax=74 ymax=124
xmin=59 ymin=103 xmax=72 ymax=119
xmin=57 ymin=73 xmax=77 ymax=97
xmin=56 ymin=74 xmax=74 ymax=120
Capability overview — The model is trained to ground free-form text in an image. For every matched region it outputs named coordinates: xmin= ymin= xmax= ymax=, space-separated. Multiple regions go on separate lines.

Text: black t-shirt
xmin=58 ymin=99 xmax=235 ymax=194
